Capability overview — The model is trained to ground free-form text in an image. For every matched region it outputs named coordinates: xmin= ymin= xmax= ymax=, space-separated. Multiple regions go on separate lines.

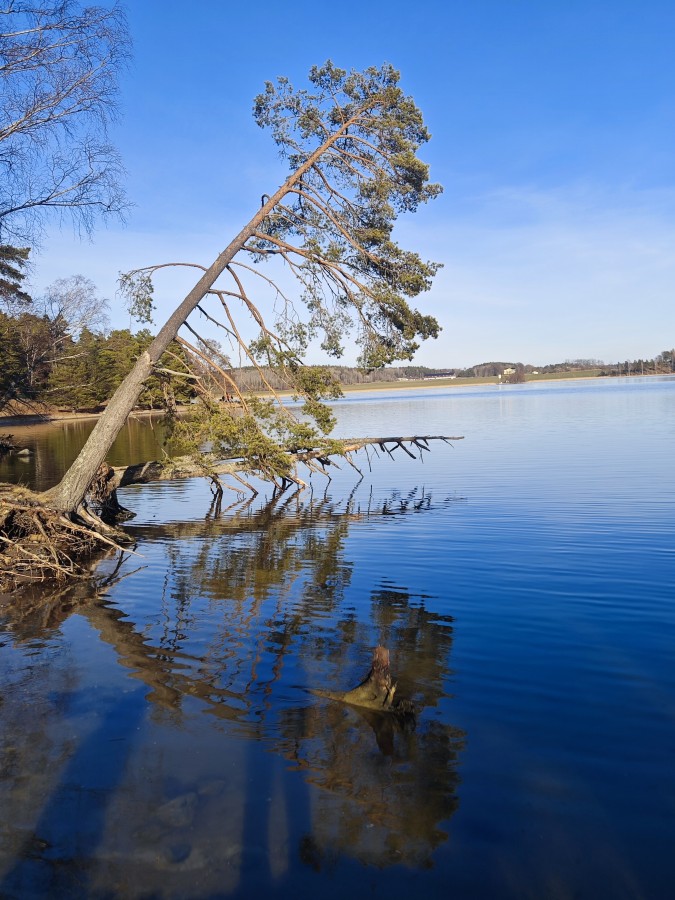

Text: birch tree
xmin=0 ymin=0 xmax=129 ymax=243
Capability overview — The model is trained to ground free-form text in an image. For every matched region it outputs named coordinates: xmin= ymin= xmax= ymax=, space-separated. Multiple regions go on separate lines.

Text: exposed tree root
xmin=0 ymin=489 xmax=131 ymax=593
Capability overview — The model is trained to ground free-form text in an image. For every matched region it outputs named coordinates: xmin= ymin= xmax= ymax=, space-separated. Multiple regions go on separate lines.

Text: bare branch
xmin=0 ymin=1 xmax=130 ymax=242
xmin=109 ymin=435 xmax=462 ymax=493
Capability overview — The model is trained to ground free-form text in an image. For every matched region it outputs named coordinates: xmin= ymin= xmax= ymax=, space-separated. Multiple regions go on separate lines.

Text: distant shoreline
xmin=0 ymin=406 xmax=166 ymax=428
xmin=334 ymin=372 xmax=598 ymax=394
xmin=1 ymin=370 xmax=667 ymax=427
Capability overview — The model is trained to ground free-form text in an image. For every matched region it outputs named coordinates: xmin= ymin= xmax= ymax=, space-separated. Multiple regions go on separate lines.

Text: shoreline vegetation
xmin=0 ymin=368 xmax=666 ymax=427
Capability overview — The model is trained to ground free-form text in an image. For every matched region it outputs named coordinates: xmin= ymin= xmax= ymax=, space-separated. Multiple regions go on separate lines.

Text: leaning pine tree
xmin=2 ymin=62 xmax=462 ymax=584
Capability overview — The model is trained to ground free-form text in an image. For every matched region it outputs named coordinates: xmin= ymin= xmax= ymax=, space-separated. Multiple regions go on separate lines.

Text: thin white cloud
xmin=404 ymin=183 xmax=675 ymax=365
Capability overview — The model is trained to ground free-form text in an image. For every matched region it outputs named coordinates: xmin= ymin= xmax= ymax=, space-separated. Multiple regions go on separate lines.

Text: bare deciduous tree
xmin=39 ymin=273 xmax=109 ymax=339
xmin=0 ymin=0 xmax=130 ymax=243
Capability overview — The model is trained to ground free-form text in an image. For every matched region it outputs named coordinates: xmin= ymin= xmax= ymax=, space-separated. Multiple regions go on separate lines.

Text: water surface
xmin=1 ymin=377 xmax=674 ymax=898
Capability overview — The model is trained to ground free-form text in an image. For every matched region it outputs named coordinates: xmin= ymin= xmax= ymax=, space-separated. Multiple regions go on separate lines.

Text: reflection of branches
xmin=83 ymin=600 xmax=250 ymax=719
xmin=275 ymin=583 xmax=463 ymax=869
xmin=0 ymin=548 xmax=135 ymax=640
xmin=1 ymin=487 xmax=464 ymax=870
xmin=280 ymin=702 xmax=464 ymax=868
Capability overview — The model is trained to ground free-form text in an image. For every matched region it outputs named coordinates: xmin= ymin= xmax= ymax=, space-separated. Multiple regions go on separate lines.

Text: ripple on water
xmin=2 ymin=378 xmax=675 ymax=899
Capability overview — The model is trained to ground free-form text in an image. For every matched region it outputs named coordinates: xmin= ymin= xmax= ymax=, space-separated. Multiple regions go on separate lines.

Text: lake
xmin=1 ymin=377 xmax=674 ymax=899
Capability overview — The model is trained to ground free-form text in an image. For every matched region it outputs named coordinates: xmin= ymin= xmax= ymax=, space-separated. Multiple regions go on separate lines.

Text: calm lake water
xmin=1 ymin=377 xmax=674 ymax=899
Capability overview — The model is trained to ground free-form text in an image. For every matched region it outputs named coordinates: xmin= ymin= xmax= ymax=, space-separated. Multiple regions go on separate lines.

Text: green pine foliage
xmin=0 ymin=311 xmax=26 ymax=403
xmin=0 ymin=246 xmax=31 ymax=309
xmin=5 ymin=65 xmax=449 ymax=496
xmin=110 ymin=63 xmax=445 ymax=483
xmin=0 ymin=317 xmax=199 ymax=413
xmin=251 ymin=62 xmax=442 ymax=368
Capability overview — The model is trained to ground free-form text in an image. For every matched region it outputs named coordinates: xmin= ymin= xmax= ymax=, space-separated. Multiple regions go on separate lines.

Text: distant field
xmin=338 ymin=370 xmax=604 ymax=393
xmin=526 ymin=369 xmax=603 ymax=381
xmin=340 ymin=376 xmax=496 ymax=392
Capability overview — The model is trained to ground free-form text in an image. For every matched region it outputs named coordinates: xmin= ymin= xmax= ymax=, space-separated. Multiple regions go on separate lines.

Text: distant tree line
xmin=229 ymin=364 xmax=452 ymax=392
xmin=597 ymin=351 xmax=675 ymax=377
xmin=454 ymin=359 xmax=604 ymax=378
xmin=0 ymin=267 xmax=196 ymax=412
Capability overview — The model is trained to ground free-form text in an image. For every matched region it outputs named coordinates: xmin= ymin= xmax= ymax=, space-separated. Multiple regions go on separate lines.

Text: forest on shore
xmin=2 ymin=290 xmax=674 ymax=417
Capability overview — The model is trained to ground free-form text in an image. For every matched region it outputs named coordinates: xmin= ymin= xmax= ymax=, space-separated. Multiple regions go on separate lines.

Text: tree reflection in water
xmin=0 ymin=486 xmax=465 ymax=893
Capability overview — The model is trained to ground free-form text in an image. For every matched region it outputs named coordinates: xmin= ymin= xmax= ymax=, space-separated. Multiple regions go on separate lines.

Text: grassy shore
xmin=336 ymin=369 xmax=604 ymax=393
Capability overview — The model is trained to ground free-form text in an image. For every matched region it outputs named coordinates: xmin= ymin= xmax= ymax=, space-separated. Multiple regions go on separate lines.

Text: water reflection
xmin=0 ymin=488 xmax=463 ymax=896
xmin=276 ymin=581 xmax=463 ymax=869
xmin=0 ymin=413 xmax=169 ymax=491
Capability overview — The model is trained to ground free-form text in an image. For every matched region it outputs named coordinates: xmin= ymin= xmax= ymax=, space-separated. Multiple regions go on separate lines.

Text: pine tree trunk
xmin=40 ymin=128 xmax=354 ymax=514
xmin=39 ymin=249 xmax=243 ymax=512
xmin=38 ymin=227 xmax=264 ymax=510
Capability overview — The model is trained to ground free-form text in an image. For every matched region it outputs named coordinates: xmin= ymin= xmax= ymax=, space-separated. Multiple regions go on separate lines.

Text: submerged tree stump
xmin=312 ymin=646 xmax=416 ymax=719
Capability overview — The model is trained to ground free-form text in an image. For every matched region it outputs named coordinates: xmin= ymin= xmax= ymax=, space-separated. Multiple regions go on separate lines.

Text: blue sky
xmin=31 ymin=0 xmax=675 ymax=367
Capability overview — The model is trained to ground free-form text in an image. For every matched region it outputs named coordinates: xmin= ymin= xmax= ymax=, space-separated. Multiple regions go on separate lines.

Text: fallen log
xmin=0 ymin=434 xmax=462 ymax=590
xmin=109 ymin=434 xmax=463 ymax=491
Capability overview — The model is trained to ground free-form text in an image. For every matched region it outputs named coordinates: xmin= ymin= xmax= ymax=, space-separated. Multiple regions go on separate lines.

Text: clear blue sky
xmin=32 ymin=0 xmax=675 ymax=368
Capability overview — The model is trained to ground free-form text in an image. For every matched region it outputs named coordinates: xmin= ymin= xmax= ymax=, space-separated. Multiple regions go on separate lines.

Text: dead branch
xmin=106 ymin=435 xmax=462 ymax=493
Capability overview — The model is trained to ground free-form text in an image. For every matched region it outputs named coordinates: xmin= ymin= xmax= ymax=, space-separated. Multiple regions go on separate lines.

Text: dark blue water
xmin=1 ymin=376 xmax=674 ymax=898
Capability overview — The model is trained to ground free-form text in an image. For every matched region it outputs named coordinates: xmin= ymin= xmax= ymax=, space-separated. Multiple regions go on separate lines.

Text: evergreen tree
xmin=0 ymin=310 xmax=26 ymax=404
xmin=45 ymin=62 xmax=445 ymax=513
xmin=0 ymin=245 xmax=31 ymax=309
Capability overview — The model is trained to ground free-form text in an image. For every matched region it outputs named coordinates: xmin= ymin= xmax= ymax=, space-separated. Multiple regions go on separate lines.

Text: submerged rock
xmin=155 ymin=791 xmax=198 ymax=828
